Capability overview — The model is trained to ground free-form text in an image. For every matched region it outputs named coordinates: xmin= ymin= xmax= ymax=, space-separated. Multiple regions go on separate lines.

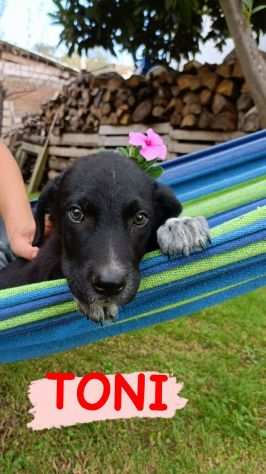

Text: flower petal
xmin=140 ymin=145 xmax=166 ymax=161
xmin=156 ymin=143 xmax=167 ymax=160
xmin=139 ymin=145 xmax=155 ymax=160
xmin=128 ymin=132 xmax=146 ymax=147
xmin=146 ymin=128 xmax=165 ymax=147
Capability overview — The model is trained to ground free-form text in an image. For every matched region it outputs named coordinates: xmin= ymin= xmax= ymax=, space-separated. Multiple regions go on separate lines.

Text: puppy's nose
xmin=92 ymin=268 xmax=126 ymax=296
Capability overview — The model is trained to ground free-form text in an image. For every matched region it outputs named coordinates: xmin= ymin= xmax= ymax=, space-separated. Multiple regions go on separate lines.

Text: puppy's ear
xmin=33 ymin=174 xmax=62 ymax=246
xmin=153 ymin=182 xmax=182 ymax=228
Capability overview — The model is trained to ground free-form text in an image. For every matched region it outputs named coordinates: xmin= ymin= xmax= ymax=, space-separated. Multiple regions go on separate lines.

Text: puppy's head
xmin=34 ymin=152 xmax=181 ymax=322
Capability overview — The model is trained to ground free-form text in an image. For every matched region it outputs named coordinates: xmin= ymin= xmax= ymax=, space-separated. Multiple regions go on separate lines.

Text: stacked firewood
xmin=11 ymin=58 xmax=261 ymax=140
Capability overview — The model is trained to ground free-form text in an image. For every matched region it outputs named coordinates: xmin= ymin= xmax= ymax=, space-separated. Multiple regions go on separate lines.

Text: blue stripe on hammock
xmin=0 ymin=292 xmax=71 ymax=320
xmin=175 ymin=164 xmax=266 ymax=202
xmin=1 ymin=273 xmax=265 ymax=363
xmin=161 ymin=137 xmax=266 ymax=186
xmin=0 ymin=284 xmax=70 ymax=310
xmin=162 ymin=130 xmax=266 ymax=170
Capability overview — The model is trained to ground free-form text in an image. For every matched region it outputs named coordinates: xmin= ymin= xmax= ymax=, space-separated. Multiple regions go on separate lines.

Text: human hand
xmin=7 ymin=216 xmax=39 ymax=261
xmin=7 ymin=214 xmax=53 ymax=260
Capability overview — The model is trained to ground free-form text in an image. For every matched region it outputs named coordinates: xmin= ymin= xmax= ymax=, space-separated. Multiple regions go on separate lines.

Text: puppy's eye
xmin=133 ymin=211 xmax=149 ymax=227
xmin=68 ymin=206 xmax=84 ymax=223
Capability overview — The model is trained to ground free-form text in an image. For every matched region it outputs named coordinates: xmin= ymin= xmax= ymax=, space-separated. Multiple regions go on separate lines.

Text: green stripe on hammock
xmin=184 ymin=175 xmax=266 ymax=217
xmin=140 ymin=241 xmax=266 ymax=291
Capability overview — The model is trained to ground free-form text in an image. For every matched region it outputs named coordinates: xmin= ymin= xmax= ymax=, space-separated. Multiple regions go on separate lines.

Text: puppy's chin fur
xmin=74 ymin=298 xmax=119 ymax=323
xmin=67 ymin=269 xmax=140 ymax=323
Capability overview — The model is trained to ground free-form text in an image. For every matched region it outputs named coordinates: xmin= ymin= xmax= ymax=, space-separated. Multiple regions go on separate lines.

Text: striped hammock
xmin=0 ymin=130 xmax=265 ymax=364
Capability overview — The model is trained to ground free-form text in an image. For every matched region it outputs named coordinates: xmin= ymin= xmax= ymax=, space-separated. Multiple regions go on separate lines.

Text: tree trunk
xmin=219 ymin=0 xmax=266 ymax=127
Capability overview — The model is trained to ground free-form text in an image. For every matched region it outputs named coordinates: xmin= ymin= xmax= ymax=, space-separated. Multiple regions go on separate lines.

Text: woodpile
xmin=16 ymin=57 xmax=261 ymax=141
xmin=3 ymin=56 xmax=261 ymax=190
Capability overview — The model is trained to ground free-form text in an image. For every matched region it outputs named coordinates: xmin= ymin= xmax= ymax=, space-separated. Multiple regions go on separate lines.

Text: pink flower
xmin=129 ymin=128 xmax=167 ymax=161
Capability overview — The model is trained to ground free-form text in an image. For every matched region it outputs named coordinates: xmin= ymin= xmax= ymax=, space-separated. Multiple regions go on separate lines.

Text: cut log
xmin=132 ymin=100 xmax=153 ymax=122
xmin=102 ymin=89 xmax=112 ymax=103
xmin=212 ymin=94 xmax=234 ymax=114
xmin=198 ymin=70 xmax=219 ymax=91
xmin=242 ymin=106 xmax=260 ymax=132
xmin=150 ymin=69 xmax=176 ymax=85
xmin=237 ymin=93 xmax=253 ymax=112
xmin=152 ymin=106 xmax=165 ymax=119
xmin=152 ymin=96 xmax=168 ymax=107
xmin=136 ymin=86 xmax=153 ymax=101
xmin=166 ymin=97 xmax=182 ymax=113
xmin=101 ymin=103 xmax=112 ymax=116
xmin=216 ymin=63 xmax=233 ymax=78
xmin=170 ymin=85 xmax=180 ymax=97
xmin=216 ymin=79 xmax=236 ymax=97
xmin=238 ymin=111 xmax=245 ymax=130
xmin=126 ymin=74 xmax=146 ymax=88
xmin=183 ymin=60 xmax=202 ymax=73
xmin=177 ymin=74 xmax=201 ymax=92
xmin=200 ymin=89 xmax=212 ymax=106
xmin=170 ymin=111 xmax=181 ymax=127
xmin=128 ymin=95 xmax=136 ymax=107
xmin=109 ymin=113 xmax=119 ymax=125
xmin=182 ymin=103 xmax=202 ymax=116
xmin=119 ymin=113 xmax=131 ymax=125
xmin=183 ymin=92 xmax=200 ymax=105
xmin=211 ymin=111 xmax=237 ymax=131
xmin=180 ymin=114 xmax=198 ymax=128
xmin=116 ymin=104 xmax=129 ymax=119
xmin=198 ymin=110 xmax=214 ymax=129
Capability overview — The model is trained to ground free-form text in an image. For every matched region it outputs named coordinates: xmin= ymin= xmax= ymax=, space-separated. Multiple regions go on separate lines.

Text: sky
xmin=0 ymin=0 xmax=265 ymax=67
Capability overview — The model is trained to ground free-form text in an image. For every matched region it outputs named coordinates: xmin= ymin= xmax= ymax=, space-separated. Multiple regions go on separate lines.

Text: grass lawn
xmin=0 ymin=288 xmax=265 ymax=474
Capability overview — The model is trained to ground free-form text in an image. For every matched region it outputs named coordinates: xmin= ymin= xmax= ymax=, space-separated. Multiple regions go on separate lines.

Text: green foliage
xmin=242 ymin=0 xmax=266 ymax=24
xmin=118 ymin=145 xmax=164 ymax=178
xmin=50 ymin=0 xmax=266 ymax=64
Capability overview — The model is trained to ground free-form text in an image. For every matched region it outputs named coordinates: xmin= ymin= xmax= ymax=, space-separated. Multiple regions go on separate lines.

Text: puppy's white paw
xmin=157 ymin=216 xmax=211 ymax=257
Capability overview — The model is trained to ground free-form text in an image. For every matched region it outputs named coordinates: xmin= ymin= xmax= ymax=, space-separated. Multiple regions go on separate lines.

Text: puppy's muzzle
xmin=91 ymin=266 xmax=127 ymax=297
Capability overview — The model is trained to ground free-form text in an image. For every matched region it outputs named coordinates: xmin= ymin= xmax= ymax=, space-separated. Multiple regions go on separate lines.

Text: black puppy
xmin=0 ymin=152 xmax=210 ymax=322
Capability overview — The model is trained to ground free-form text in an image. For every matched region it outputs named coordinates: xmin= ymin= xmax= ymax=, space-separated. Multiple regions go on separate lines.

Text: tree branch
xmin=220 ymin=0 xmax=266 ymax=127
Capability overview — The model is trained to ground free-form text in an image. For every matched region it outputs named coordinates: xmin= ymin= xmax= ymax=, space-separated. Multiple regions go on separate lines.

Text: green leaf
xmin=147 ymin=167 xmax=164 ymax=179
xmin=118 ymin=147 xmax=130 ymax=157
xmin=242 ymin=0 xmax=254 ymax=10
xmin=252 ymin=5 xmax=266 ymax=15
